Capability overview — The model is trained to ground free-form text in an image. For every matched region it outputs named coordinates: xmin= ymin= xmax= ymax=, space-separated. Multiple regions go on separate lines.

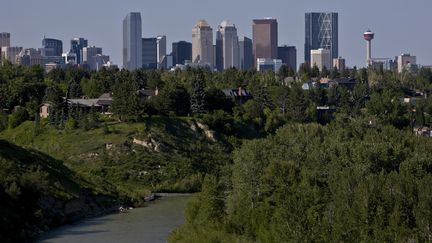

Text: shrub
xmin=8 ymin=107 xmax=29 ymax=129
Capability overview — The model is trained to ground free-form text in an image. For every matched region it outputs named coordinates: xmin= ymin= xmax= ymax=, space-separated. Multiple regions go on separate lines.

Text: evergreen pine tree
xmin=190 ymin=76 xmax=207 ymax=115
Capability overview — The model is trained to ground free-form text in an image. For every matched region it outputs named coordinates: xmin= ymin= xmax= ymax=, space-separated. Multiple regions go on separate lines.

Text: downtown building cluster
xmin=123 ymin=13 xmax=297 ymax=72
xmin=0 ymin=11 xmax=423 ymax=73
xmin=0 ymin=33 xmax=115 ymax=72
xmin=123 ymin=12 xmax=423 ymax=74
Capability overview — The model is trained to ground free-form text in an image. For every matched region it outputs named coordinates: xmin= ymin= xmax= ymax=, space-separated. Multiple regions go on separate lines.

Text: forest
xmin=1 ymin=60 xmax=432 ymax=242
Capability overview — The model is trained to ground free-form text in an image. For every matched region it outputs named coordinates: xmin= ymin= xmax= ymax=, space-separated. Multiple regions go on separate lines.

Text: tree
xmin=298 ymin=63 xmax=312 ymax=81
xmin=321 ymin=66 xmax=330 ymax=77
xmin=9 ymin=107 xmax=29 ymax=128
xmin=311 ymin=64 xmax=320 ymax=78
xmin=154 ymin=83 xmax=190 ymax=116
xmin=190 ymin=76 xmax=206 ymax=115
xmin=111 ymin=70 xmax=143 ymax=121
xmin=278 ymin=64 xmax=294 ymax=80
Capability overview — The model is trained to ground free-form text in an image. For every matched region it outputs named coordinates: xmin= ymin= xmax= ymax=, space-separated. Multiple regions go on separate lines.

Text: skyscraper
xmin=397 ymin=53 xmax=417 ymax=73
xmin=156 ymin=35 xmax=166 ymax=69
xmin=82 ymin=46 xmax=109 ymax=70
xmin=216 ymin=20 xmax=240 ymax=70
xmin=82 ymin=46 xmax=102 ymax=63
xmin=142 ymin=37 xmax=157 ymax=69
xmin=311 ymin=48 xmax=332 ymax=71
xmin=172 ymin=41 xmax=192 ymax=65
xmin=239 ymin=36 xmax=253 ymax=70
xmin=305 ymin=12 xmax=338 ymax=63
xmin=192 ymin=20 xmax=214 ymax=67
xmin=0 ymin=33 xmax=10 ymax=48
xmin=70 ymin=38 xmax=88 ymax=64
xmin=1 ymin=46 xmax=22 ymax=64
xmin=123 ymin=12 xmax=142 ymax=70
xmin=278 ymin=45 xmax=297 ymax=72
xmin=252 ymin=18 xmax=278 ymax=66
xmin=42 ymin=38 xmax=63 ymax=57
xmin=215 ymin=30 xmax=223 ymax=71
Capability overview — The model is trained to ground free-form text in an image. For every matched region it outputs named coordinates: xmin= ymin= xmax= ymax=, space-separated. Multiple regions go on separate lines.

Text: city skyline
xmin=0 ymin=0 xmax=431 ymax=68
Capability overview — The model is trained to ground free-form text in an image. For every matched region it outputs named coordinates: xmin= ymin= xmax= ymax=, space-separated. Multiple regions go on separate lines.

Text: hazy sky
xmin=1 ymin=0 xmax=431 ymax=68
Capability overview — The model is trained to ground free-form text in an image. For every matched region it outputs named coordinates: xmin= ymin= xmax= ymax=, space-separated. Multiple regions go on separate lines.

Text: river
xmin=37 ymin=195 xmax=190 ymax=243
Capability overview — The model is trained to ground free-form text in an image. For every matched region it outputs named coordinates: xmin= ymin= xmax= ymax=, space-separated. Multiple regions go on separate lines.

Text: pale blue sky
xmin=1 ymin=0 xmax=431 ymax=68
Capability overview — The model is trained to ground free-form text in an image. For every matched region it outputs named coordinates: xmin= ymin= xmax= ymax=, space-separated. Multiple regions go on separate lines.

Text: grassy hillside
xmin=0 ymin=140 xmax=118 ymax=243
xmin=0 ymin=116 xmax=232 ymax=203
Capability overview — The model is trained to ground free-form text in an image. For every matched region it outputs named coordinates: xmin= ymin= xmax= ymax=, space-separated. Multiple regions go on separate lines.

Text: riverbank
xmin=37 ymin=195 xmax=191 ymax=243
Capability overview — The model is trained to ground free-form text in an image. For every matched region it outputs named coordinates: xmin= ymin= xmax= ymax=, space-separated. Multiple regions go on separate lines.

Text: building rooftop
xmin=219 ymin=20 xmax=235 ymax=28
xmin=195 ymin=20 xmax=210 ymax=28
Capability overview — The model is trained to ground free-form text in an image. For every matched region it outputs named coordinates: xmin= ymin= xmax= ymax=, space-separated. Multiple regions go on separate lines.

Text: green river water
xmin=37 ymin=195 xmax=190 ymax=243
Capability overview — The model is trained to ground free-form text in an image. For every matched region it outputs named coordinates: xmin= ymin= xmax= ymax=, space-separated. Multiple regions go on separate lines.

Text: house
xmin=39 ymin=103 xmax=51 ymax=118
xmin=137 ymin=89 xmax=158 ymax=101
xmin=222 ymin=87 xmax=252 ymax=104
xmin=414 ymin=127 xmax=432 ymax=138
xmin=329 ymin=77 xmax=357 ymax=90
xmin=39 ymin=93 xmax=113 ymax=118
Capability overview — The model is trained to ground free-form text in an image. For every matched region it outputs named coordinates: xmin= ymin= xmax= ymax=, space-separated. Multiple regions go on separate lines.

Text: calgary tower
xmin=363 ymin=30 xmax=375 ymax=67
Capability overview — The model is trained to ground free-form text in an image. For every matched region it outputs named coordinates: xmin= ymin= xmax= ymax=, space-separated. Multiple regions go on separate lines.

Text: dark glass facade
xmin=142 ymin=38 xmax=157 ymax=69
xmin=172 ymin=41 xmax=192 ymax=66
xmin=278 ymin=45 xmax=297 ymax=71
xmin=239 ymin=36 xmax=253 ymax=70
xmin=70 ymin=38 xmax=88 ymax=64
xmin=42 ymin=38 xmax=63 ymax=56
xmin=305 ymin=12 xmax=338 ymax=63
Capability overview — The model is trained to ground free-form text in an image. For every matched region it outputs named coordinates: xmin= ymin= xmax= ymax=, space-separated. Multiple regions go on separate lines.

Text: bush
xmin=8 ymin=107 xmax=29 ymax=129
xmin=201 ymin=110 xmax=235 ymax=134
xmin=0 ymin=111 xmax=8 ymax=131
xmin=65 ymin=118 xmax=78 ymax=130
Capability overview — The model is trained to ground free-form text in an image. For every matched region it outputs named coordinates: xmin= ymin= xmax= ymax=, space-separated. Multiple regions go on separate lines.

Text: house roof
xmin=138 ymin=89 xmax=156 ymax=97
xmin=99 ymin=93 xmax=113 ymax=99
xmin=222 ymin=88 xmax=252 ymax=97
xmin=68 ymin=99 xmax=101 ymax=107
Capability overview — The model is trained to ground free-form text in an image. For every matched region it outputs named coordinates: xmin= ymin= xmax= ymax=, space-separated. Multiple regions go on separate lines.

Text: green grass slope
xmin=0 ymin=116 xmax=232 ymax=204
xmin=0 ymin=140 xmax=118 ymax=243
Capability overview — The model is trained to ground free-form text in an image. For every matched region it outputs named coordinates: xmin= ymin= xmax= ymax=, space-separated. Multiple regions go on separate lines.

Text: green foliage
xmin=111 ymin=70 xmax=143 ymax=121
xmin=0 ymin=111 xmax=8 ymax=132
xmin=190 ymin=77 xmax=207 ymax=115
xmin=155 ymin=83 xmax=191 ymax=116
xmin=175 ymin=122 xmax=432 ymax=242
xmin=201 ymin=110 xmax=235 ymax=135
xmin=9 ymin=107 xmax=29 ymax=128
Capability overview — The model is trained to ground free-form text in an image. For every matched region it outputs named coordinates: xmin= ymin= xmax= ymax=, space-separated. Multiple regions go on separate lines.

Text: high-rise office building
xmin=70 ymin=38 xmax=88 ymax=64
xmin=82 ymin=46 xmax=102 ymax=63
xmin=215 ymin=30 xmax=223 ymax=71
xmin=252 ymin=18 xmax=278 ymax=66
xmin=397 ymin=53 xmax=417 ymax=73
xmin=333 ymin=57 xmax=346 ymax=71
xmin=239 ymin=36 xmax=253 ymax=70
xmin=278 ymin=45 xmax=297 ymax=72
xmin=0 ymin=33 xmax=10 ymax=48
xmin=305 ymin=12 xmax=338 ymax=63
xmin=123 ymin=12 xmax=142 ymax=70
xmin=82 ymin=46 xmax=109 ymax=70
xmin=257 ymin=58 xmax=282 ymax=72
xmin=192 ymin=20 xmax=214 ymax=66
xmin=42 ymin=38 xmax=63 ymax=57
xmin=142 ymin=37 xmax=157 ymax=69
xmin=1 ymin=46 xmax=22 ymax=64
xmin=311 ymin=48 xmax=332 ymax=71
xmin=216 ymin=20 xmax=240 ymax=70
xmin=17 ymin=48 xmax=42 ymax=66
xmin=172 ymin=41 xmax=192 ymax=65
xmin=156 ymin=35 xmax=167 ymax=69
